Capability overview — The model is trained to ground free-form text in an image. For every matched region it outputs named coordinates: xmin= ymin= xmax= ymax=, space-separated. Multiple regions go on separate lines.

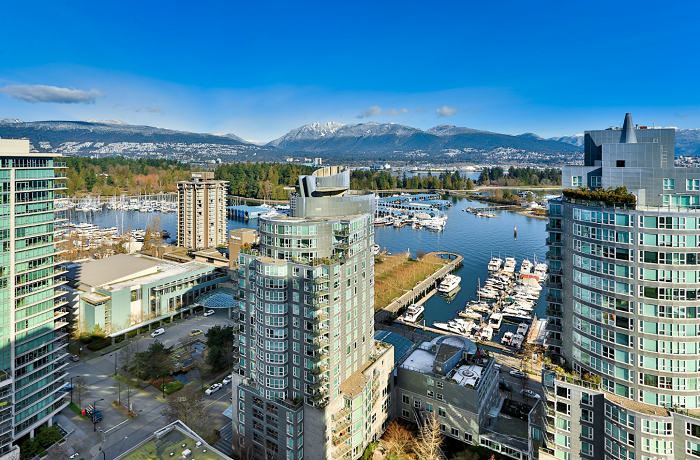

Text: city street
xmin=57 ymin=311 xmax=236 ymax=458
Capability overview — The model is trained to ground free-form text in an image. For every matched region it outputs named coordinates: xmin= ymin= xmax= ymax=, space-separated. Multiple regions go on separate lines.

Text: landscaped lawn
xmin=374 ymin=253 xmax=444 ymax=312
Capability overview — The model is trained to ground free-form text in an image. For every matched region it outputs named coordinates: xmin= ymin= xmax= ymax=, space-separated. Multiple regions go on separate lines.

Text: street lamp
xmin=69 ymin=375 xmax=81 ymax=406
xmin=92 ymin=398 xmax=104 ymax=432
xmin=111 ymin=353 xmax=118 ymax=377
xmin=98 ymin=429 xmax=106 ymax=460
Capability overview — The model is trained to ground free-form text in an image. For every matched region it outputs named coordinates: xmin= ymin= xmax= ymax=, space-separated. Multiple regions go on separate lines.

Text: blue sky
xmin=1 ymin=0 xmax=699 ymax=142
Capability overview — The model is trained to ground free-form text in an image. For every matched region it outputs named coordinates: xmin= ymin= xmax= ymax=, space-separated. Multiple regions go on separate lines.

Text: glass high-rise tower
xmin=541 ymin=114 xmax=700 ymax=460
xmin=232 ymin=167 xmax=393 ymax=460
xmin=0 ymin=139 xmax=68 ymax=451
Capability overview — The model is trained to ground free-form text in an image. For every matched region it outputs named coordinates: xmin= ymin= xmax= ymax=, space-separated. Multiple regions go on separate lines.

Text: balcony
xmin=332 ymin=429 xmax=352 ymax=446
xmin=312 ymin=275 xmax=330 ymax=284
xmin=308 ymin=351 xmax=329 ymax=363
xmin=545 ymin=253 xmax=562 ymax=261
xmin=548 ymin=337 xmax=563 ymax=347
xmin=333 ymin=230 xmax=350 ymax=237
xmin=545 ymin=224 xmax=562 ymax=232
xmin=333 ymin=417 xmax=352 ymax=433
xmin=53 ymin=162 xmax=67 ymax=168
xmin=307 ymin=337 xmax=330 ymax=351
xmin=545 ymin=295 xmax=562 ymax=304
xmin=312 ymin=286 xmax=330 ymax=296
xmin=309 ymin=325 xmax=329 ymax=337
xmin=545 ymin=280 xmax=563 ymax=289
xmin=548 ymin=268 xmax=563 ymax=275
xmin=309 ymin=377 xmax=328 ymax=390
xmin=545 ymin=238 xmax=562 ymax=247
xmin=546 ymin=323 xmax=563 ymax=333
xmin=332 ymin=406 xmax=351 ymax=421
xmin=310 ymin=364 xmax=329 ymax=376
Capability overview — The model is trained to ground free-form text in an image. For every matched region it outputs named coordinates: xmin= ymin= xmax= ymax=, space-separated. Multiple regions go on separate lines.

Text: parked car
xmin=203 ymin=310 xmax=215 ymax=317
xmin=222 ymin=375 xmax=232 ymax=385
xmin=190 ymin=329 xmax=202 ymax=337
xmin=494 ymin=364 xmax=501 ymax=372
xmin=69 ymin=355 xmax=80 ymax=362
xmin=521 ymin=389 xmax=541 ymax=399
xmin=509 ymin=370 xmax=526 ymax=378
xmin=205 ymin=383 xmax=223 ymax=395
xmin=498 ymin=381 xmax=512 ymax=392
xmin=151 ymin=328 xmax=165 ymax=338
xmin=59 ymin=384 xmax=74 ymax=392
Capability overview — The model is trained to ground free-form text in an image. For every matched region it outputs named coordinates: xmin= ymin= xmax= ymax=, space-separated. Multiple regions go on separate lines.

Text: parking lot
xmin=58 ymin=309 xmax=236 ymax=459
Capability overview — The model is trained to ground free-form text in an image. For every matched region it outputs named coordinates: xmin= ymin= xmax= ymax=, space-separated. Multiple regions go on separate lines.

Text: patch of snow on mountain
xmin=0 ymin=118 xmax=22 ymax=124
xmin=85 ymin=119 xmax=128 ymax=125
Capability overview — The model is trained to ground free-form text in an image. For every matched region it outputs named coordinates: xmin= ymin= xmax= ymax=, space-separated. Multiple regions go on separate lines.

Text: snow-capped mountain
xmin=268 ymin=121 xmax=581 ymax=162
xmin=0 ymin=118 xmax=22 ymax=124
xmin=549 ymin=134 xmax=584 ymax=147
xmin=84 ymin=119 xmax=128 ymax=125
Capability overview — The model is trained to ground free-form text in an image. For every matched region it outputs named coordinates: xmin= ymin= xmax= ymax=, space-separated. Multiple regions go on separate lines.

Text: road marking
xmin=205 ymin=391 xmax=232 ymax=409
xmin=105 ymin=419 xmax=130 ymax=433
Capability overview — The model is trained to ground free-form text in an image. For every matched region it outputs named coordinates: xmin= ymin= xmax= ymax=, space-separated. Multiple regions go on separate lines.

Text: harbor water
xmin=66 ymin=194 xmax=547 ymax=343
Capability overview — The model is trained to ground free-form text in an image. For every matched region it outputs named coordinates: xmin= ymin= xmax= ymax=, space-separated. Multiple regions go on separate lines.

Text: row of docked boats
xmin=400 ymin=273 xmax=462 ymax=324
xmin=435 ymin=256 xmax=545 ymax=348
xmin=374 ymin=213 xmax=448 ymax=231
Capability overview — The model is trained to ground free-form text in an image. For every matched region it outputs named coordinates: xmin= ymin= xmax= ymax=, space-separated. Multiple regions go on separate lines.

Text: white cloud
xmin=357 ymin=106 xmax=382 ymax=118
xmin=0 ymin=85 xmax=105 ymax=104
xmin=384 ymin=109 xmax=400 ymax=117
xmin=416 ymin=107 xmax=426 ymax=113
xmin=436 ymin=106 xmax=459 ymax=118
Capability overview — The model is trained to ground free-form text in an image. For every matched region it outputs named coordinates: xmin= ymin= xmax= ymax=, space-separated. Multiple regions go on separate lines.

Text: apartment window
xmin=689 ymin=179 xmax=700 ymax=191
xmin=591 ymin=176 xmax=602 ymax=188
xmin=414 ymin=399 xmax=421 ymax=409
xmin=581 ymin=409 xmax=593 ymax=423
xmin=556 ymin=401 xmax=570 ymax=415
xmin=582 ymin=425 xmax=593 ymax=440
xmin=438 ymin=407 xmax=446 ymax=417
xmin=426 ymin=403 xmax=433 ymax=412
xmin=402 ymin=394 xmax=409 ymax=404
xmin=581 ymin=392 xmax=592 ymax=406
xmin=440 ymin=424 xmax=446 ymax=432
xmin=616 ymin=160 xmax=626 ymax=168
xmin=572 ymin=176 xmax=583 ymax=187
xmin=664 ymin=178 xmax=675 ymax=190
xmin=451 ymin=427 xmax=459 ymax=437
xmin=436 ymin=393 xmax=443 ymax=401
xmin=426 ymin=390 xmax=434 ymax=398
xmin=464 ymin=432 xmax=472 ymax=442
xmin=436 ymin=381 xmax=443 ymax=389
xmin=401 ymin=409 xmax=409 ymax=419
xmin=582 ymin=441 xmax=593 ymax=456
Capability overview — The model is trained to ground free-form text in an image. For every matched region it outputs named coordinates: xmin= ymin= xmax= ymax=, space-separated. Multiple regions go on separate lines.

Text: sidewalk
xmin=54 ymin=407 xmax=103 ymax=459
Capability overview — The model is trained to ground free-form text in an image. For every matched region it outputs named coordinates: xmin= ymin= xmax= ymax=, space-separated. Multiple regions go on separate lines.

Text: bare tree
xmin=119 ymin=341 xmax=137 ymax=379
xmin=415 ymin=413 xmax=444 ymax=460
xmin=381 ymin=419 xmax=413 ymax=458
xmin=161 ymin=384 xmax=211 ymax=435
xmin=235 ymin=436 xmax=255 ymax=460
xmin=44 ymin=443 xmax=69 ymax=460
xmin=124 ymin=381 xmax=136 ymax=412
xmin=74 ymin=376 xmax=91 ymax=409
xmin=193 ymin=358 xmax=213 ymax=392
xmin=114 ymin=379 xmax=125 ymax=406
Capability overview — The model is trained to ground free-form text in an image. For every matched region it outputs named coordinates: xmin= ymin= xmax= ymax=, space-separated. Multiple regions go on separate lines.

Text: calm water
xmin=67 ymin=194 xmax=547 ymax=341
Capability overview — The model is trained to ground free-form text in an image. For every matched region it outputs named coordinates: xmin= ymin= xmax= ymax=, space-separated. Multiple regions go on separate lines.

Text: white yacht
xmin=519 ymin=259 xmax=533 ymax=275
xmin=457 ymin=308 xmax=482 ymax=321
xmin=516 ymin=322 xmax=530 ymax=336
xmin=501 ymin=331 xmax=514 ymax=345
xmin=488 ymin=313 xmax=503 ymax=329
xmin=487 ymin=257 xmax=503 ymax=272
xmin=372 ymin=244 xmax=380 ymax=255
xmin=402 ymin=304 xmax=424 ymax=323
xmin=503 ymin=257 xmax=517 ymax=273
xmin=479 ymin=325 xmax=494 ymax=341
xmin=438 ymin=274 xmax=461 ymax=293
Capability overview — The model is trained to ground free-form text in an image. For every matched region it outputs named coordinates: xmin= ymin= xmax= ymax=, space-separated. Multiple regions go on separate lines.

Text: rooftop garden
xmin=562 ymin=186 xmax=636 ymax=206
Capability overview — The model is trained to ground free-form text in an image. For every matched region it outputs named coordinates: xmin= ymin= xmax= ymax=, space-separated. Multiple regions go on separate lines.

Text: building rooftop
xmin=115 ymin=420 xmax=231 ymax=460
xmin=69 ymin=254 xmax=161 ymax=287
xmin=374 ymin=331 xmax=414 ymax=364
xmin=70 ymin=254 xmax=212 ymax=291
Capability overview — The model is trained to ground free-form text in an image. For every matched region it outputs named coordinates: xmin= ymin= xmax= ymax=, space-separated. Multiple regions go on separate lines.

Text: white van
xmin=151 ymin=328 xmax=165 ymax=338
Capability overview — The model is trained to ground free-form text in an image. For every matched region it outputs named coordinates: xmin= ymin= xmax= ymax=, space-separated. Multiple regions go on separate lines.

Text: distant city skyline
xmin=1 ymin=1 xmax=699 ymax=142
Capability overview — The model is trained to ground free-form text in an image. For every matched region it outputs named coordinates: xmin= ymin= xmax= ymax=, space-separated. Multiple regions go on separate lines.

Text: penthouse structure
xmin=232 ymin=167 xmax=393 ymax=460
xmin=0 ymin=139 xmax=68 ymax=453
xmin=542 ymin=114 xmax=700 ymax=460
xmin=177 ymin=171 xmax=228 ymax=250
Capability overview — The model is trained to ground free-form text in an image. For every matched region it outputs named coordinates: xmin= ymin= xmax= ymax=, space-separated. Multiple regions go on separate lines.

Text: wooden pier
xmin=374 ymin=251 xmax=463 ymax=324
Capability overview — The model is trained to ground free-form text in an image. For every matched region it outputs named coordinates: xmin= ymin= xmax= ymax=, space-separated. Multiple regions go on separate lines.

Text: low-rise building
xmin=395 ymin=336 xmax=500 ymax=447
xmin=65 ymin=253 xmax=229 ymax=337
